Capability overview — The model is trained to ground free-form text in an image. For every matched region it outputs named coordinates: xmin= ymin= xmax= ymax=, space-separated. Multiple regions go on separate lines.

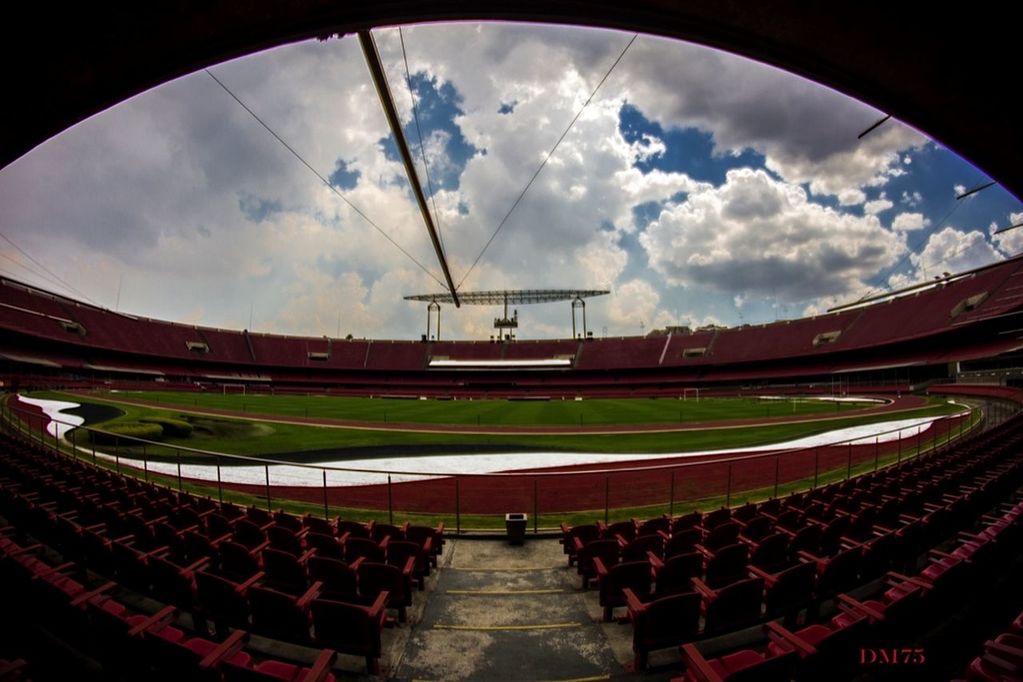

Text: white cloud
xmin=630 ymin=133 xmax=667 ymax=163
xmin=838 ymin=189 xmax=867 ymax=206
xmin=993 ymin=211 xmax=1023 ymax=256
xmin=606 ymin=279 xmax=667 ymax=332
xmin=639 ymin=168 xmax=905 ymax=307
xmin=864 ymin=195 xmax=894 ymax=215
xmin=891 ymin=212 xmax=930 ymax=232
xmin=619 ymin=36 xmax=926 ymax=202
xmin=890 ymin=226 xmax=1003 ymax=290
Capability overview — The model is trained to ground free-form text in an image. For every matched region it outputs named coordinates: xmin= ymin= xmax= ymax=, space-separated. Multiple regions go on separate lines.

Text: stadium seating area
xmin=4 ymin=253 xmax=1023 ymax=395
xmin=2 ymin=386 xmax=1021 ymax=678
xmin=0 ymin=426 xmax=447 ymax=678
xmin=557 ymin=412 xmax=1023 ymax=678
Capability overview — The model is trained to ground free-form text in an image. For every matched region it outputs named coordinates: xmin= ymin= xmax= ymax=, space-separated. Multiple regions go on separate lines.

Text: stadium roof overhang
xmin=2 ymin=3 xmax=1019 ymax=204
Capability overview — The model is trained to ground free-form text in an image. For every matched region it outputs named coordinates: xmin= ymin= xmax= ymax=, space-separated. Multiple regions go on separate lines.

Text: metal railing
xmin=0 ymin=394 xmax=1006 ymax=532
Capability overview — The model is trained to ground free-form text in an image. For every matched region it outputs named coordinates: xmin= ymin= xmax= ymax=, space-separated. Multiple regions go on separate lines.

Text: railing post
xmin=265 ymin=464 xmax=272 ymax=512
xmin=774 ymin=455 xmax=780 ymax=498
xmin=847 ymin=441 xmax=852 ymax=479
xmin=216 ymin=456 xmax=223 ymax=504
xmin=604 ymin=476 xmax=610 ymax=524
xmin=669 ymin=470 xmax=675 ymax=517
xmin=323 ymin=470 xmax=329 ymax=520
xmin=455 ymin=477 xmax=461 ymax=535
xmin=176 ymin=449 xmax=183 ymax=491
xmin=917 ymin=425 xmax=921 ymax=457
xmin=114 ymin=436 xmax=120 ymax=475
xmin=533 ymin=478 xmax=538 ymax=534
xmin=71 ymin=427 xmax=76 ymax=458
xmin=387 ymin=475 xmax=394 ymax=526
xmin=726 ymin=464 xmax=732 ymax=507
xmin=143 ymin=444 xmax=149 ymax=482
xmin=813 ymin=447 xmax=819 ymax=488
xmin=874 ymin=435 xmax=879 ymax=471
xmin=897 ymin=428 xmax=902 ymax=464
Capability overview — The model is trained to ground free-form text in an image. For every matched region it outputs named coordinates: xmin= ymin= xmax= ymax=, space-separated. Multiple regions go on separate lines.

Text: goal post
xmin=682 ymin=388 xmax=700 ymax=402
xmin=221 ymin=383 xmax=247 ymax=396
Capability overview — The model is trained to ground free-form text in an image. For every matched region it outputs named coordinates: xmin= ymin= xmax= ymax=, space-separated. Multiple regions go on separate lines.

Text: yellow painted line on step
xmin=446 ymin=588 xmax=568 ymax=595
xmin=415 ymin=677 xmax=607 ymax=682
xmin=433 ymin=622 xmax=580 ymax=631
xmin=449 ymin=566 xmax=554 ymax=572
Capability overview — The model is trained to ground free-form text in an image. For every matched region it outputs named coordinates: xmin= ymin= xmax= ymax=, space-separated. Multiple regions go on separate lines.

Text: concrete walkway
xmin=392 ymin=537 xmax=637 ymax=681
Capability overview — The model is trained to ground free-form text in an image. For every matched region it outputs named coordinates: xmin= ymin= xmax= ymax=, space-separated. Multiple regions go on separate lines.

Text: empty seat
xmin=745 ymin=532 xmax=788 ymax=572
xmin=263 ymin=546 xmax=314 ymax=596
xmin=148 ymin=554 xmax=209 ymax=608
xmin=221 ymin=648 xmax=337 ymax=682
xmin=305 ymin=532 xmax=344 ymax=561
xmin=575 ymin=538 xmax=620 ymax=589
xmin=195 ymin=570 xmax=264 ymax=635
xmin=344 ymin=536 xmax=386 ymax=563
xmin=681 ymin=642 xmax=797 ymax=682
xmin=750 ymin=561 xmax=817 ymax=626
xmin=618 ymin=533 xmax=663 ymax=562
xmin=311 ymin=592 xmax=388 ymax=675
xmin=700 ymin=542 xmax=749 ymax=589
xmin=308 ymin=556 xmax=360 ymax=602
xmin=267 ymin=524 xmax=307 ymax=557
xmin=695 ymin=576 xmax=764 ymax=635
xmin=650 ymin=552 xmax=702 ymax=597
xmin=358 ymin=559 xmax=414 ymax=623
xmin=624 ymin=588 xmax=701 ymax=670
xmin=248 ymin=582 xmax=321 ymax=643
xmin=765 ymin=614 xmax=868 ymax=680
xmin=386 ymin=539 xmax=431 ymax=589
xmin=594 ymin=558 xmax=652 ymax=621
xmin=219 ymin=540 xmax=264 ymax=583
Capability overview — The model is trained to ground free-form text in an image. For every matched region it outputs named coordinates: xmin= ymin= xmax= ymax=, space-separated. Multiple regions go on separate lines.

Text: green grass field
xmin=38 ymin=390 xmax=963 ymax=460
xmin=94 ymin=390 xmax=868 ymax=426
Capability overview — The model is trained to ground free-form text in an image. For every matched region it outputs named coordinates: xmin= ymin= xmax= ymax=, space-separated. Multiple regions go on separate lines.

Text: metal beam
xmin=358 ymin=30 xmax=461 ymax=307
xmin=405 ymin=289 xmax=610 ymax=305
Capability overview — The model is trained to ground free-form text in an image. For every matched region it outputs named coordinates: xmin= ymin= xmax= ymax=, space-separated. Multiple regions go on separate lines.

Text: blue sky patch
xmin=379 ymin=72 xmax=478 ymax=195
xmin=328 ymin=158 xmax=360 ymax=191
xmin=238 ymin=195 xmax=282 ymax=223
xmin=618 ymin=104 xmax=766 ymax=184
xmin=498 ymin=101 xmax=517 ymax=114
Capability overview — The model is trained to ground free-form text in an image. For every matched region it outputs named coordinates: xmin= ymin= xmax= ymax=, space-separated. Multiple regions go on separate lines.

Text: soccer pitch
xmin=99 ymin=390 xmax=866 ymax=426
xmin=39 ymin=390 xmax=962 ymax=459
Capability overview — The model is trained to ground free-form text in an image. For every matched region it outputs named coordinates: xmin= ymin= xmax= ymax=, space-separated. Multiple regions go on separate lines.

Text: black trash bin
xmin=505 ymin=513 xmax=527 ymax=545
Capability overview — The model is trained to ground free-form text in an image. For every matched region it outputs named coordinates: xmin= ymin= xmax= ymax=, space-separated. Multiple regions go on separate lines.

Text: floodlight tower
xmin=405 ymin=289 xmax=609 ymax=340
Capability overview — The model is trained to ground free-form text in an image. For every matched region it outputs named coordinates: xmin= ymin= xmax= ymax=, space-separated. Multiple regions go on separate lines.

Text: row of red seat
xmin=560 ymin=412 xmax=1023 ymax=673
xmin=0 ymin=527 xmax=341 ymax=681
xmin=666 ymin=422 xmax=1023 ymax=680
xmin=0 ymin=432 xmax=444 ymax=677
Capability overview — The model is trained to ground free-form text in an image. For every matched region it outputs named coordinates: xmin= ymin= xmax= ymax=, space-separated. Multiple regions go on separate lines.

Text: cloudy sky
xmin=1 ymin=23 xmax=1021 ymax=340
